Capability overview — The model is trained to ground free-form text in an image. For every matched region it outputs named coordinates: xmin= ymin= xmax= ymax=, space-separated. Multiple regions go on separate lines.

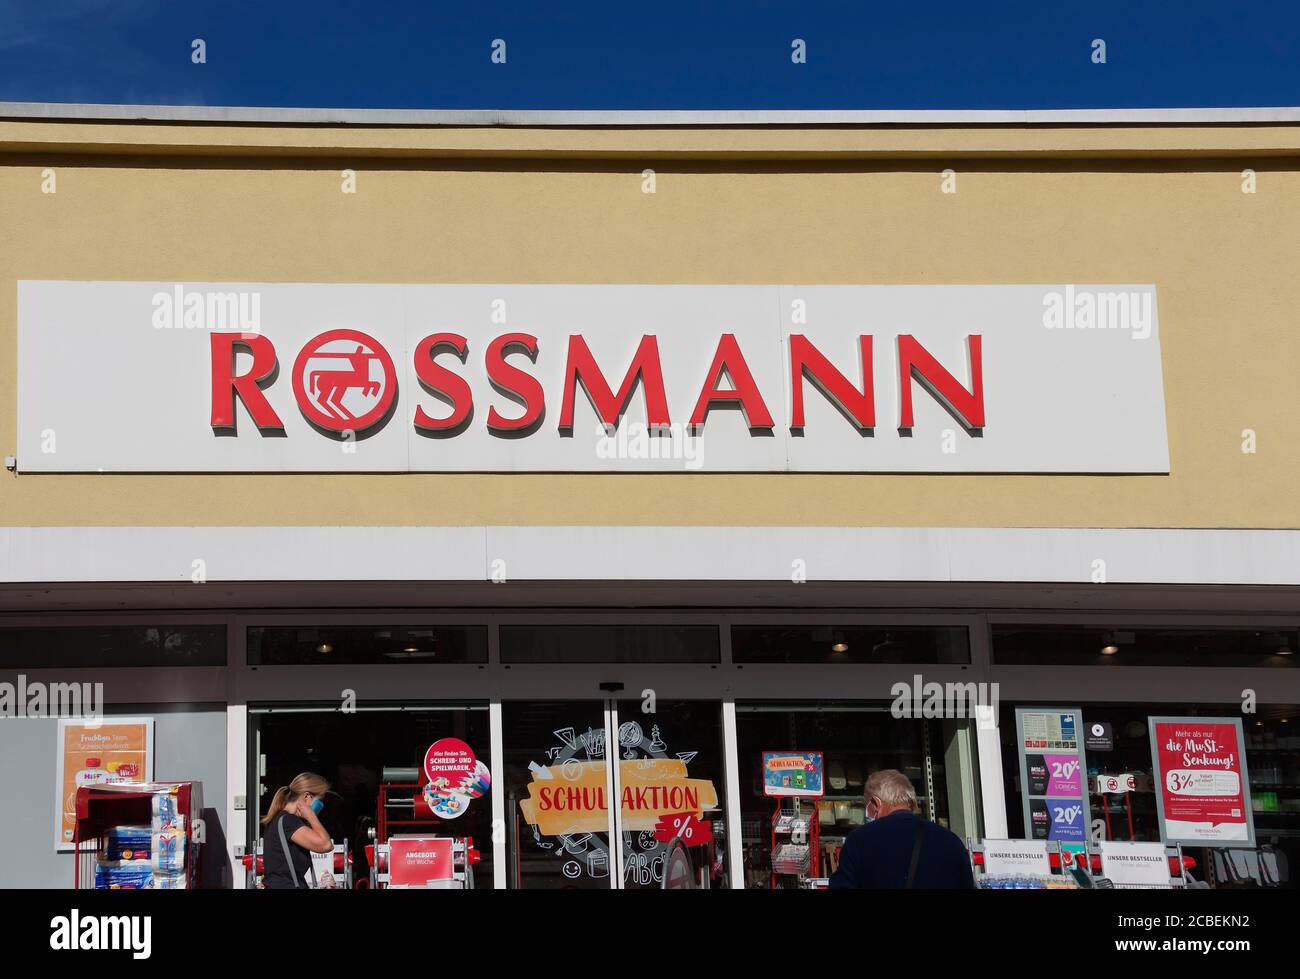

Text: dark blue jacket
xmin=828 ymin=809 xmax=975 ymax=889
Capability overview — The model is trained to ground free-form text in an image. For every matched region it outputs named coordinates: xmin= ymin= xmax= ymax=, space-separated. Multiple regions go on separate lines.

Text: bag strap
xmin=905 ymin=816 xmax=926 ymax=889
xmin=276 ymin=814 xmax=302 ymax=889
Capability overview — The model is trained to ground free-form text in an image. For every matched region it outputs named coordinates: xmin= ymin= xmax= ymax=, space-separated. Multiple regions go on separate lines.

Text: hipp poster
xmin=55 ymin=717 xmax=154 ymax=850
xmin=1149 ymin=717 xmax=1254 ymax=846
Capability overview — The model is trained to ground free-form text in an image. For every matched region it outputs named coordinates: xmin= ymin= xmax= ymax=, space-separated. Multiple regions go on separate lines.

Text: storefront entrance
xmin=238 ymin=613 xmax=987 ymax=890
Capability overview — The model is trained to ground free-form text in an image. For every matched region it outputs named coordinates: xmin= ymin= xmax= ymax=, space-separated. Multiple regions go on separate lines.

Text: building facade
xmin=2 ymin=106 xmax=1298 ymax=889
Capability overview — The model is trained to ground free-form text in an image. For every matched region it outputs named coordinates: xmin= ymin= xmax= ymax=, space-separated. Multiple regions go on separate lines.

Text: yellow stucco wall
xmin=1 ymin=122 xmax=1295 ymax=528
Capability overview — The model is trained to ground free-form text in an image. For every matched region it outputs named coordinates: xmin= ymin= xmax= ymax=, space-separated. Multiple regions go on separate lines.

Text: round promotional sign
xmin=291 ymin=328 xmax=397 ymax=433
xmin=422 ymin=738 xmax=489 ymax=820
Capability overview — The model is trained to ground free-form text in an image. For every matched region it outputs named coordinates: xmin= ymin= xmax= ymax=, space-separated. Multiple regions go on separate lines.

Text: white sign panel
xmin=981 ymin=839 xmax=1054 ymax=877
xmin=1096 ymin=840 xmax=1175 ymax=888
xmin=17 ymin=282 xmax=1169 ymax=473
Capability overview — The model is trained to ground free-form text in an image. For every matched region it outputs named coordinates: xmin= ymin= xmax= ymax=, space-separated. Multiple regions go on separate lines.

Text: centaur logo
xmin=291 ymin=329 xmax=397 ymax=433
xmin=211 ymin=330 xmax=985 ymax=438
xmin=49 ymin=910 xmax=151 ymax=959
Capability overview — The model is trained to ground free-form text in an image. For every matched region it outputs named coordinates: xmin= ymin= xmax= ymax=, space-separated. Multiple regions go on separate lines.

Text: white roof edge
xmin=2 ymin=101 xmax=1300 ymax=126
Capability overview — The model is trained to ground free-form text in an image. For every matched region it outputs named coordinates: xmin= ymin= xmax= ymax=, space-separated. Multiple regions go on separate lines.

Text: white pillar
xmin=975 ymin=703 xmax=1008 ymax=838
xmin=489 ymin=699 xmax=506 ymax=890
xmin=721 ymin=699 xmax=746 ymax=888
xmin=226 ymin=703 xmax=247 ymax=888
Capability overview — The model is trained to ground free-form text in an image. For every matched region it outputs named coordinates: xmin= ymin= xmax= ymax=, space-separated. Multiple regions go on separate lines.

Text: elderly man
xmin=829 ymin=768 xmax=975 ymax=889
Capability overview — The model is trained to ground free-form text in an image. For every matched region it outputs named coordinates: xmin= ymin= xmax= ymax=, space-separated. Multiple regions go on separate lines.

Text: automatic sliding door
xmin=504 ymin=700 xmax=616 ymax=888
xmin=610 ymin=699 xmax=729 ymax=890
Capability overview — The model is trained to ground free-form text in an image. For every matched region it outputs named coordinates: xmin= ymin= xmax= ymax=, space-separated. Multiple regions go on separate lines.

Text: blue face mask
xmin=311 ymin=798 xmax=325 ymax=815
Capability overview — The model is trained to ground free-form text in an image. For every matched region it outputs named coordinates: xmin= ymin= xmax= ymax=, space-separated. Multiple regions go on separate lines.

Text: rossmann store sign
xmin=17 ymin=282 xmax=1168 ymax=473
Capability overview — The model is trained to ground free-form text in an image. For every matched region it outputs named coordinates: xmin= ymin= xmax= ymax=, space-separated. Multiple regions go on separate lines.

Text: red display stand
xmin=368 ymin=770 xmax=480 ymax=889
xmin=73 ymin=781 xmax=202 ymax=889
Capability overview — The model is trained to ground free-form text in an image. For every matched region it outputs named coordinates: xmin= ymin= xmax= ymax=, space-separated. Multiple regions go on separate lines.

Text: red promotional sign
xmin=421 ymin=738 xmax=489 ymax=820
xmin=1151 ymin=718 xmax=1253 ymax=845
xmin=652 ymin=812 xmax=714 ymax=846
xmin=386 ymin=837 xmax=454 ymax=886
xmin=423 ymin=737 xmax=476 ymax=787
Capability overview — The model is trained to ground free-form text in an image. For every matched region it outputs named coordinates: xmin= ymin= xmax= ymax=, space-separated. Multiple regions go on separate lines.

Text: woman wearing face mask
xmin=260 ymin=772 xmax=334 ymax=889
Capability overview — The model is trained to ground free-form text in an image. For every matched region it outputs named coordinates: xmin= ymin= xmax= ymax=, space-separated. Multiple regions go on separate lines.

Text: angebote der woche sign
xmin=1149 ymin=717 xmax=1255 ymax=847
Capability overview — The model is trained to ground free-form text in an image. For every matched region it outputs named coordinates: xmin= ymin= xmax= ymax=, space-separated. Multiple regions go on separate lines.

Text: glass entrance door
xmin=503 ymin=699 xmax=729 ymax=889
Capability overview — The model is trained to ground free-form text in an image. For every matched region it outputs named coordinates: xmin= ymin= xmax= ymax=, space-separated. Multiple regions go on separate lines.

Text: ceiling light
xmin=316 ymin=643 xmax=333 ymax=654
xmin=1101 ymin=644 xmax=1119 ymax=656
xmin=831 ymin=642 xmax=849 ymax=653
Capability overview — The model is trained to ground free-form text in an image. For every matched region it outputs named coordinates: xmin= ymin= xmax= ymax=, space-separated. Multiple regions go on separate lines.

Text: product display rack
xmin=73 ymin=781 xmax=202 ymax=889
xmin=770 ymin=797 xmax=819 ymax=888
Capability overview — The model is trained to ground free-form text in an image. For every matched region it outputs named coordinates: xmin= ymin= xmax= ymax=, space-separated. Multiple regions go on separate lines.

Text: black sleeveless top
xmin=264 ymin=812 xmax=314 ymax=889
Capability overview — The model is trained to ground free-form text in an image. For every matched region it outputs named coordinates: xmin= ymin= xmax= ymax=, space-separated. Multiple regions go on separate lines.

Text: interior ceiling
xmin=1 ymin=579 xmax=1299 ymax=616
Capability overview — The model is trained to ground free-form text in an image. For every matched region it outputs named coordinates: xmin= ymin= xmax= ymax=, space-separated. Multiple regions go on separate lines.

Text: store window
xmin=499 ymin=624 xmax=720 ymax=663
xmin=248 ymin=625 xmax=487 ymax=665
xmin=734 ymin=702 xmax=979 ymax=888
xmin=502 ymin=699 xmax=728 ymax=888
xmin=0 ymin=623 xmax=226 ymax=668
xmin=992 ymin=625 xmax=1299 ymax=668
xmin=253 ymin=703 xmax=495 ymax=887
xmin=999 ymin=702 xmax=1299 ymax=889
xmin=731 ymin=625 xmax=970 ymax=664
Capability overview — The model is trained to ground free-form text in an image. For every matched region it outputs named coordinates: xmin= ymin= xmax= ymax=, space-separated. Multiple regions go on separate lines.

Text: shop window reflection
xmin=731 ymin=625 xmax=970 ymax=664
xmin=0 ymin=624 xmax=225 ymax=668
xmin=255 ymin=703 xmax=495 ymax=888
xmin=1000 ymin=703 xmax=1300 ymax=889
xmin=992 ymin=625 xmax=1299 ymax=668
xmin=735 ymin=703 xmax=961 ymax=889
xmin=248 ymin=625 xmax=486 ymax=665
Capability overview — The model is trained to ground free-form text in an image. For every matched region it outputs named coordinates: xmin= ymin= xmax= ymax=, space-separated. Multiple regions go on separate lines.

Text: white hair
xmin=865 ymin=769 xmax=918 ymax=811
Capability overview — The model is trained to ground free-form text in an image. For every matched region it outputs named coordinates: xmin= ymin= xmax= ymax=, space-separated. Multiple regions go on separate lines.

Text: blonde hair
xmin=261 ymin=772 xmax=330 ymax=826
xmin=864 ymin=769 xmax=919 ymax=813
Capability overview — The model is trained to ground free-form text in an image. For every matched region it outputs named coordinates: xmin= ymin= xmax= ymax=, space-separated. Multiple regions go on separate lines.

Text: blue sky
xmin=1 ymin=1 xmax=1298 ymax=110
